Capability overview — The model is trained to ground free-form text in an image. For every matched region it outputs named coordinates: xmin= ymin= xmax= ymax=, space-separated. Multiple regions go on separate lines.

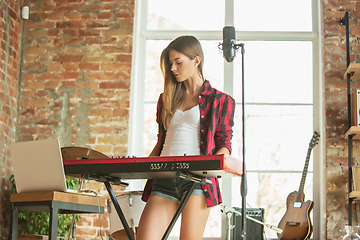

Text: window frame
xmin=129 ymin=0 xmax=325 ymax=239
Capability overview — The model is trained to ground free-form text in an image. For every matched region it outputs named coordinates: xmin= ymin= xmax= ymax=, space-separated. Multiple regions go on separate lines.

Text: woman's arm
xmin=148 ymin=93 xmax=166 ymax=157
xmin=214 ymin=146 xmax=230 ymax=155
xmin=148 ymin=142 xmax=162 ymax=157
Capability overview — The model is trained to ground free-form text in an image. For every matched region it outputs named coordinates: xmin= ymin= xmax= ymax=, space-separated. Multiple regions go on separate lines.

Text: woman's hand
xmin=214 ymin=147 xmax=230 ymax=155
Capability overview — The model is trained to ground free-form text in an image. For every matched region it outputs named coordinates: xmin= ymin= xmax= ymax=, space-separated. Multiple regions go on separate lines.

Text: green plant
xmin=10 ymin=175 xmax=81 ymax=236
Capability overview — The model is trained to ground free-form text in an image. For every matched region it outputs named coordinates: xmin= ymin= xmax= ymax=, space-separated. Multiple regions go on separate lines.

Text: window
xmin=129 ymin=0 xmax=324 ymax=239
xmin=234 ymin=0 xmax=312 ymax=32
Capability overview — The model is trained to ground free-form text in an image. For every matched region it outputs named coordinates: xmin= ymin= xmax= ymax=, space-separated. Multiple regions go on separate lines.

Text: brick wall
xmin=0 ymin=0 xmax=22 ymax=239
xmin=324 ymin=0 xmax=360 ymax=239
xmin=16 ymin=0 xmax=134 ymax=239
xmin=18 ymin=0 xmax=133 ymax=154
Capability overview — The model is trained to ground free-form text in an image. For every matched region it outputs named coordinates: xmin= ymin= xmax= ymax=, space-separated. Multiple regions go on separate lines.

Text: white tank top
xmin=160 ymin=105 xmax=201 ymax=156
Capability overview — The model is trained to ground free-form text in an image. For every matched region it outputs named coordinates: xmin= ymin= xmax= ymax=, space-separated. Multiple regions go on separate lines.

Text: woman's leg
xmin=136 ymin=195 xmax=180 ymax=240
xmin=179 ymin=195 xmax=211 ymax=240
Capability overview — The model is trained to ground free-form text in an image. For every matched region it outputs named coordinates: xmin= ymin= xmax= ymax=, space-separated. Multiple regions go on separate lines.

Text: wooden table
xmin=9 ymin=191 xmax=104 ymax=240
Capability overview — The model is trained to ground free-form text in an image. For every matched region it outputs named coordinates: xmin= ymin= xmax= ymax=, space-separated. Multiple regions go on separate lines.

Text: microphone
xmin=222 ymin=26 xmax=236 ymax=62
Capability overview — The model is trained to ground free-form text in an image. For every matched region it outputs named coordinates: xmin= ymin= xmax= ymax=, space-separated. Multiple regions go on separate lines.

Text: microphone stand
xmin=219 ymin=38 xmax=246 ymax=240
xmin=237 ymin=43 xmax=246 ymax=240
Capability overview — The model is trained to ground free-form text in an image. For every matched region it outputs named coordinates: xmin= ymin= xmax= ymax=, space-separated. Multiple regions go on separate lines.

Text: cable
xmin=78 ymin=189 xmax=104 ymax=240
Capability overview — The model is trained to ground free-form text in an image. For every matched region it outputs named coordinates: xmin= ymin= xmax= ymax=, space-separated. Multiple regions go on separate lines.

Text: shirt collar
xmin=200 ymin=80 xmax=214 ymax=96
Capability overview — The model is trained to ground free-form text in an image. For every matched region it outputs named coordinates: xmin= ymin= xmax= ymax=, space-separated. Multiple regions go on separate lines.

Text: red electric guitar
xmin=277 ymin=131 xmax=319 ymax=240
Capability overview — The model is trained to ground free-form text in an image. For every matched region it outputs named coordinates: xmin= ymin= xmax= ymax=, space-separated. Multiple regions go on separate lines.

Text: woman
xmin=137 ymin=35 xmax=235 ymax=240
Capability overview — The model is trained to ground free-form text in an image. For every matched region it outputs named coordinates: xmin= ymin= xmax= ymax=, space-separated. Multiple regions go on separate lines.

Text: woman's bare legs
xmin=180 ymin=195 xmax=210 ymax=240
xmin=136 ymin=195 xmax=179 ymax=240
xmin=136 ymin=194 xmax=210 ymax=240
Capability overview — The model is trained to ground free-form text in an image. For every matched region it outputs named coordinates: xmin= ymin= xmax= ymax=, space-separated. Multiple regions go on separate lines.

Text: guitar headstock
xmin=309 ymin=131 xmax=320 ymax=149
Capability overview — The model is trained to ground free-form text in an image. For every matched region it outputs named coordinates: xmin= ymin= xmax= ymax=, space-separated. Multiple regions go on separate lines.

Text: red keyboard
xmin=63 ymin=154 xmax=242 ymax=180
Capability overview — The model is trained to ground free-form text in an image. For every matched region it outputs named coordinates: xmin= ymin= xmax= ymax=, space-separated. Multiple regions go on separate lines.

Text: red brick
xmin=65 ymin=12 xmax=81 ymax=20
xmin=326 ymin=108 xmax=342 ymax=118
xmin=101 ymin=63 xmax=131 ymax=71
xmin=325 ymin=70 xmax=342 ymax=79
xmin=63 ymin=29 xmax=80 ymax=38
xmin=27 ymin=21 xmax=56 ymax=29
xmin=63 ymin=63 xmax=79 ymax=71
xmin=87 ymin=20 xmax=114 ymax=29
xmin=57 ymin=21 xmax=87 ymax=29
xmin=38 ymin=127 xmax=53 ymax=135
xmin=89 ymin=108 xmax=113 ymax=116
xmin=36 ymin=90 xmax=49 ymax=98
xmin=85 ymin=54 xmax=116 ymax=63
xmin=26 ymin=47 xmax=47 ymax=55
xmin=23 ymin=63 xmax=46 ymax=72
xmin=56 ymin=72 xmax=79 ymax=80
xmin=83 ymin=81 xmax=99 ymax=89
xmin=20 ymin=90 xmax=35 ymax=98
xmin=19 ymin=99 xmax=49 ymax=108
xmin=21 ymin=55 xmax=37 ymax=64
xmin=55 ymin=3 xmax=87 ymax=12
xmin=99 ymin=81 xmax=130 ymax=89
xmin=93 ymin=91 xmax=114 ymax=98
xmin=97 ymin=12 xmax=113 ymax=20
xmin=15 ymin=127 xmax=37 ymax=135
xmin=88 ymin=3 xmax=117 ymax=11
xmin=26 ymin=30 xmax=47 ymax=39
xmin=19 ymin=109 xmax=35 ymax=117
xmin=21 ymin=73 xmax=36 ymax=81
xmin=36 ymin=119 xmax=59 ymax=126
xmin=120 ymin=18 xmax=134 ymax=26
xmin=79 ymin=63 xmax=100 ymax=71
xmin=48 ymin=63 xmax=63 ymax=72
xmin=114 ymin=108 xmax=129 ymax=117
xmin=48 ymin=29 xmax=61 ymax=38
xmin=325 ymin=89 xmax=341 ymax=98
xmin=53 ymin=54 xmax=85 ymax=62
xmin=61 ymin=80 xmax=78 ymax=88
xmin=90 ymin=126 xmax=112 ymax=134
xmin=115 ymin=72 xmax=131 ymax=81
xmin=79 ymin=29 xmax=101 ymax=37
xmin=116 ymin=54 xmax=132 ymax=63
xmin=57 ymin=38 xmax=86 ymax=46
xmin=31 ymin=5 xmax=57 ymax=13
xmin=86 ymin=37 xmax=117 ymax=45
xmin=84 ymin=72 xmax=115 ymax=80
xmin=115 ymin=11 xmax=133 ymax=18
xmin=77 ymin=216 xmax=92 ymax=227
xmin=93 ymin=217 xmax=109 ymax=228
xmin=103 ymin=28 xmax=133 ymax=37
xmin=81 ymin=13 xmax=97 ymax=20
xmin=73 ymin=227 xmax=97 ymax=236
xmin=48 ymin=11 xmax=65 ymax=21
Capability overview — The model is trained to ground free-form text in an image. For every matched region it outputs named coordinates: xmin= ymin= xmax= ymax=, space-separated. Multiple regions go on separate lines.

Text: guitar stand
xmin=104 ymin=171 xmax=212 ymax=240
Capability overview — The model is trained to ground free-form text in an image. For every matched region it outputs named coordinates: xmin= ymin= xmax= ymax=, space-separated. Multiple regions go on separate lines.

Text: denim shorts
xmin=151 ymin=178 xmax=204 ymax=203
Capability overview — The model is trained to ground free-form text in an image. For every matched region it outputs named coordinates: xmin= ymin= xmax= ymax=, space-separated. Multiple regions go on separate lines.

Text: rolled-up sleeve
xmin=215 ymin=95 xmax=235 ymax=153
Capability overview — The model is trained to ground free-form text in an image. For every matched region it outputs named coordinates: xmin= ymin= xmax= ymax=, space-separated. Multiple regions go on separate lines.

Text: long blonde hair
xmin=160 ymin=35 xmax=204 ymax=130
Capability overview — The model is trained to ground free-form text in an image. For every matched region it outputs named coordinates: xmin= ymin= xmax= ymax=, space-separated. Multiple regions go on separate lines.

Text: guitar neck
xmin=295 ymin=148 xmax=312 ymax=203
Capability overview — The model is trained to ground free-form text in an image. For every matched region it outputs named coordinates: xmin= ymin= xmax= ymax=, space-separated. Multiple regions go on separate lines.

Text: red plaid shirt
xmin=142 ymin=80 xmax=235 ymax=207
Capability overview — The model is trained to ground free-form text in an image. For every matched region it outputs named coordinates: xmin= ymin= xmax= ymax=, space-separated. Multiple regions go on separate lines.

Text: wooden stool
xmin=9 ymin=191 xmax=104 ymax=240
